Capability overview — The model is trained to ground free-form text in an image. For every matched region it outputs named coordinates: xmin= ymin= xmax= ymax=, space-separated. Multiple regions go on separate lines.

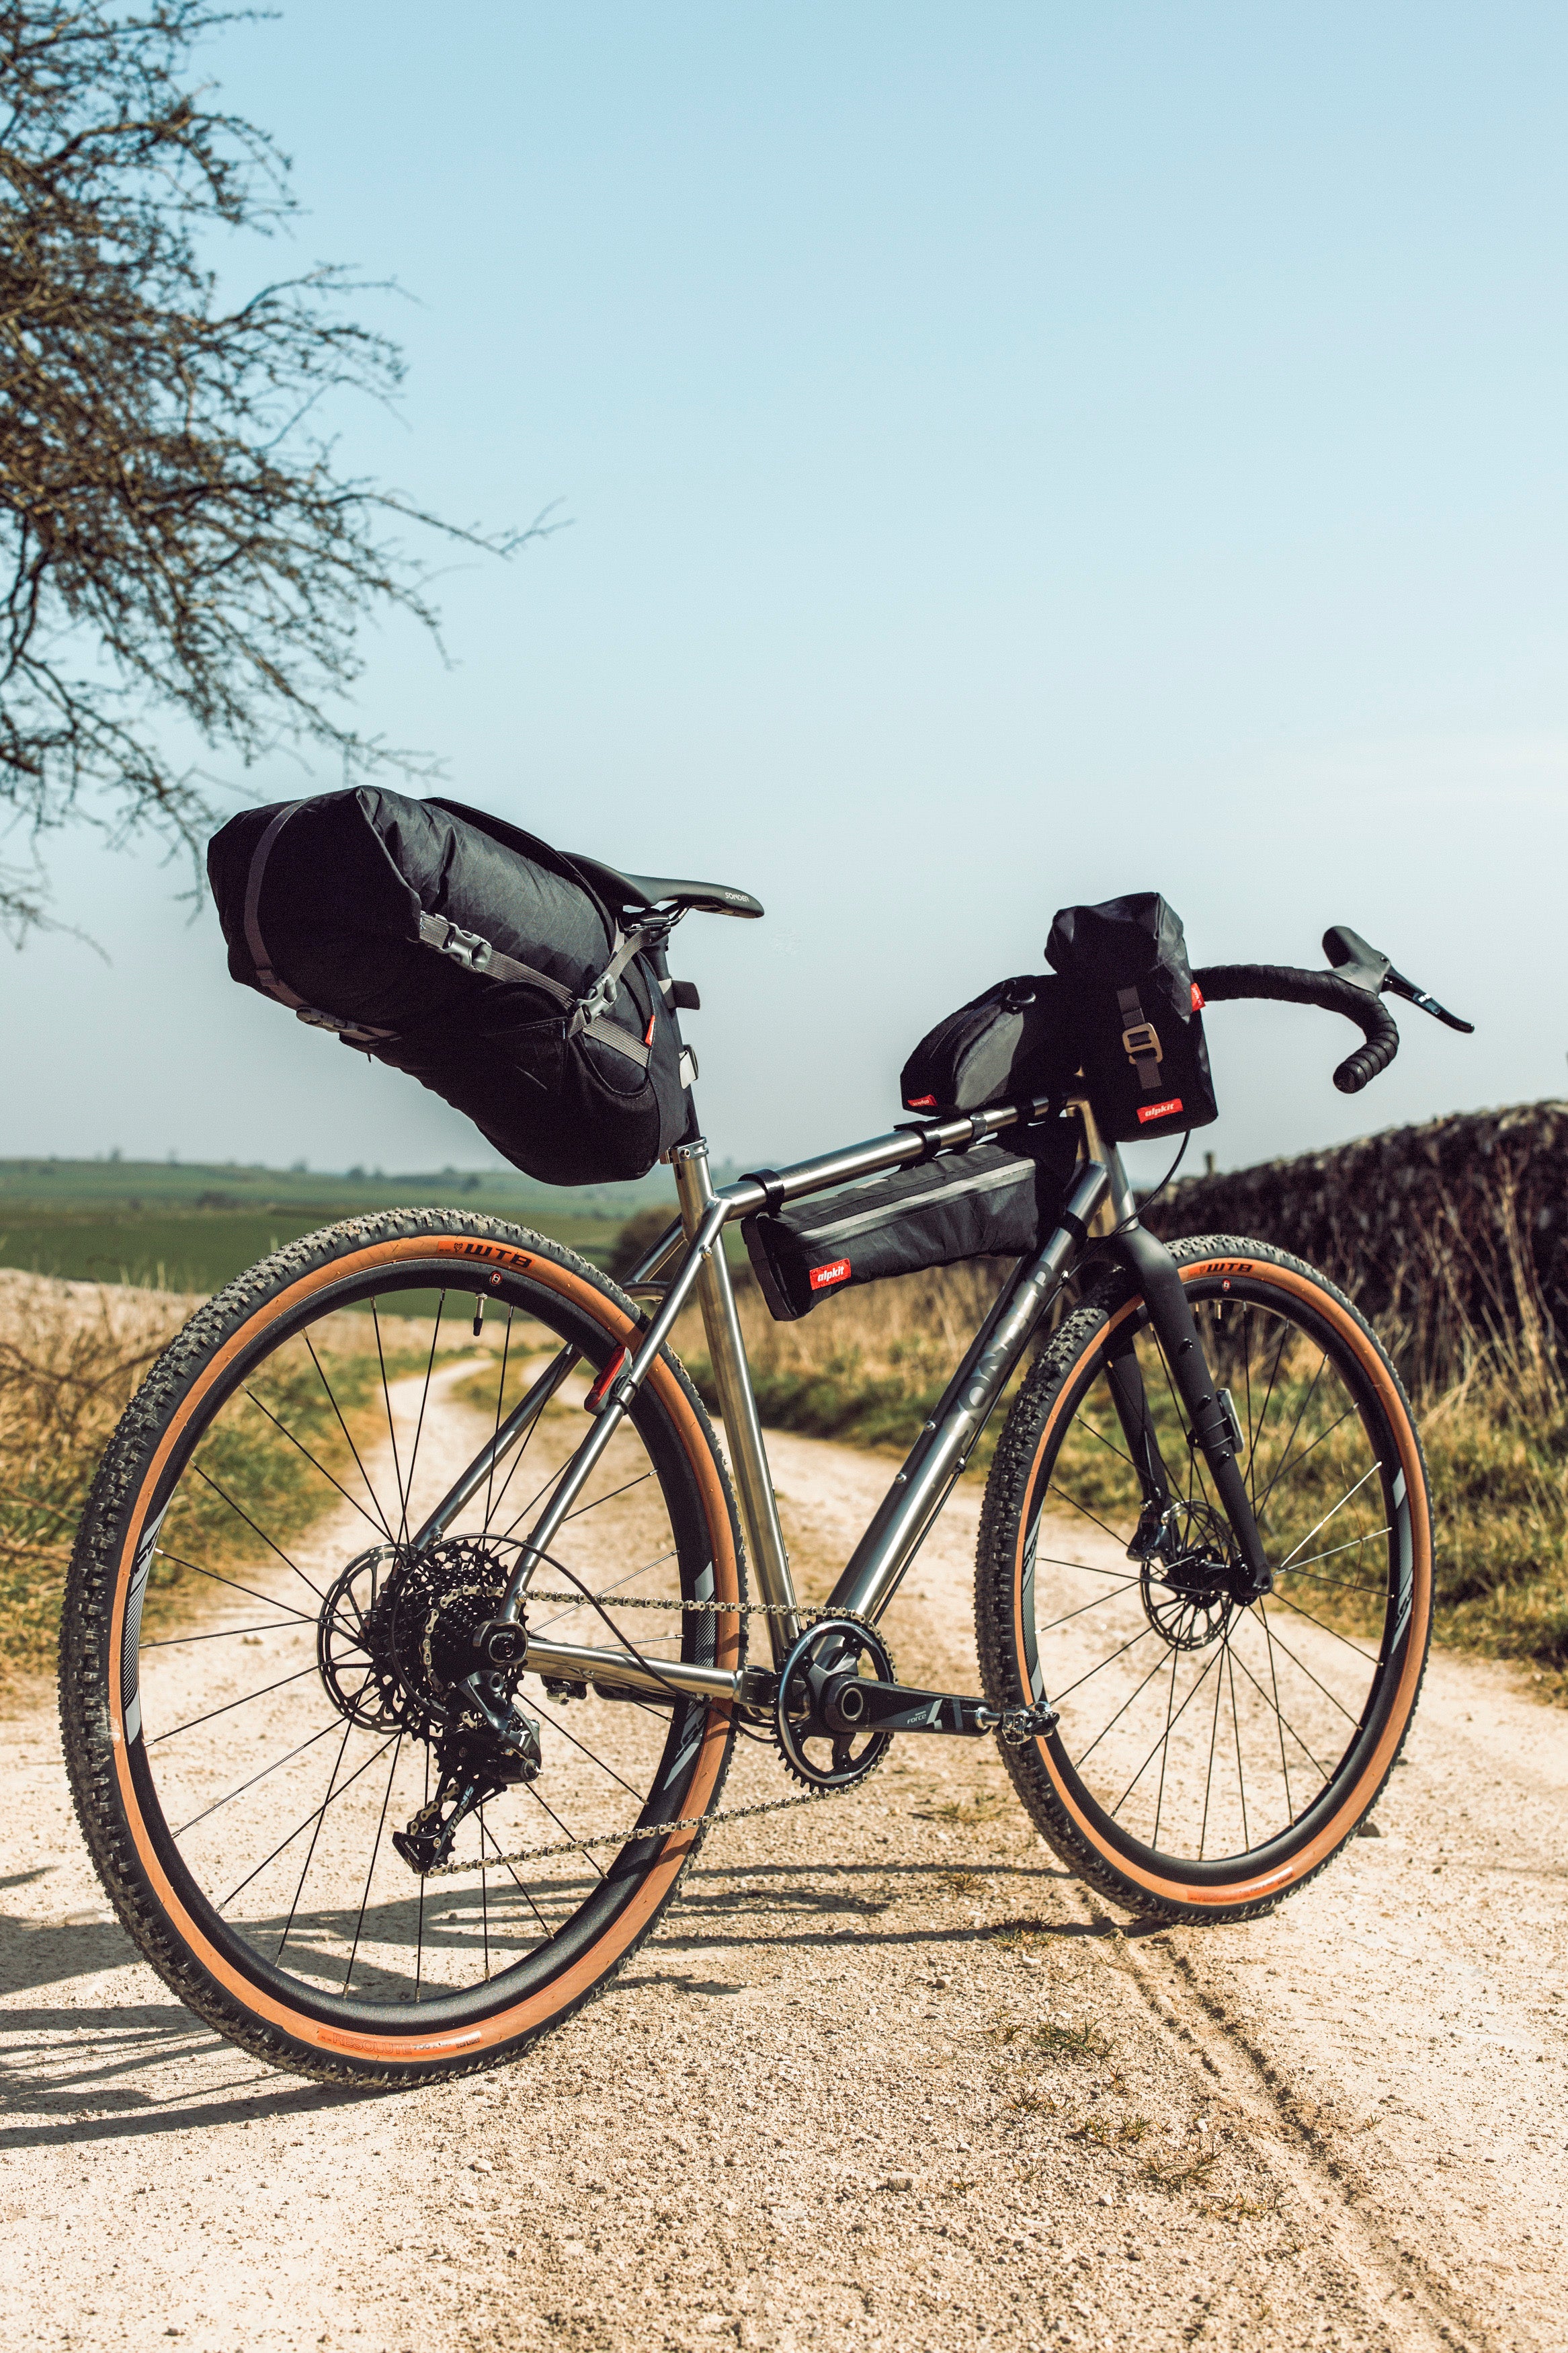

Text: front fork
xmin=1103 ymin=1222 xmax=1272 ymax=1600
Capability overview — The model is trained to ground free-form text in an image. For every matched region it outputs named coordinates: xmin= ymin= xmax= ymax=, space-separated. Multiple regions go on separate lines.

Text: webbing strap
xmin=243 ymin=805 xmax=656 ymax=1066
xmin=242 ymin=802 xmax=397 ymax=1043
xmin=1117 ymin=984 xmax=1165 ymax=1092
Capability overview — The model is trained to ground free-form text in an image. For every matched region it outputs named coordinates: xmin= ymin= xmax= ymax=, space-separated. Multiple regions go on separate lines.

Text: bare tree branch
xmin=0 ymin=3 xmax=548 ymax=940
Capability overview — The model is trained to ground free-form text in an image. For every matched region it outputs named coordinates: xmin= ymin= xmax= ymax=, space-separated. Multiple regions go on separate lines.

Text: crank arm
xmin=821 ymin=1672 xmax=1056 ymax=1742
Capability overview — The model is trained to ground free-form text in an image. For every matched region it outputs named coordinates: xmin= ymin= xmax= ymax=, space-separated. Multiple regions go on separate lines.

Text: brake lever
xmin=1384 ymin=966 xmax=1475 ymax=1034
xmin=1321 ymin=923 xmax=1474 ymax=1033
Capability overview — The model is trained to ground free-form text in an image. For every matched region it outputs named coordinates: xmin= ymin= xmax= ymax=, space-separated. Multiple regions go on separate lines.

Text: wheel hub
xmin=1140 ymin=1500 xmax=1240 ymax=1650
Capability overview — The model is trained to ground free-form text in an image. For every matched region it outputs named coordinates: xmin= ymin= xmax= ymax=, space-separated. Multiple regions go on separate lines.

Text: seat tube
xmin=670 ymin=1140 xmax=801 ymax=1657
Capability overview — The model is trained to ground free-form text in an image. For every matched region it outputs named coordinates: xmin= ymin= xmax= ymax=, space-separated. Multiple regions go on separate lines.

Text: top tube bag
xmin=1045 ymin=891 xmax=1217 ymax=1143
xmin=208 ymin=789 xmax=691 ymax=1186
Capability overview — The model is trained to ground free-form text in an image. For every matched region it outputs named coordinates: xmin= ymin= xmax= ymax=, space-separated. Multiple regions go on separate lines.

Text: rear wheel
xmin=60 ymin=1209 xmax=743 ymax=2084
xmin=976 ymin=1234 xmax=1432 ymax=1922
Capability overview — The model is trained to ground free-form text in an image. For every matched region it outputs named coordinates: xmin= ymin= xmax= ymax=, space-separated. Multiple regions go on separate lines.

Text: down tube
xmin=829 ymin=1162 xmax=1109 ymax=1625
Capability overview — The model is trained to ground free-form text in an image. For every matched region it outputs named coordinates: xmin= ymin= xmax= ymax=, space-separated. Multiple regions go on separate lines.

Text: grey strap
xmin=243 ymin=802 xmax=396 ymax=1044
xmin=416 ymin=912 xmax=575 ymax=1008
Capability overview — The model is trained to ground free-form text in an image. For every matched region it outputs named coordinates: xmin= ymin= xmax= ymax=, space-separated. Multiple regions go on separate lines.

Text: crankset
xmin=774 ymin=1615 xmax=1057 ymax=1792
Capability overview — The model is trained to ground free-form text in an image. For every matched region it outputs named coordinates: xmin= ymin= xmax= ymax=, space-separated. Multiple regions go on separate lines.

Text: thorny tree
xmin=0 ymin=3 xmax=529 ymax=936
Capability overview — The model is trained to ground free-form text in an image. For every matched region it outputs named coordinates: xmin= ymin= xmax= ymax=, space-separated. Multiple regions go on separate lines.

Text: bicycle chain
xmin=419 ymin=1590 xmax=1050 ymax=1882
xmin=421 ymin=1591 xmax=865 ymax=1882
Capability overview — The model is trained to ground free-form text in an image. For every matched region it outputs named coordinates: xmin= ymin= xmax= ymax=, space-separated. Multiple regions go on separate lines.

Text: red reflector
xmin=1137 ymin=1098 xmax=1184 ymax=1124
xmin=584 ymin=1347 xmax=629 ymax=1412
xmin=644 ymin=1012 xmax=657 ymax=1047
xmin=1190 ymin=982 xmax=1205 ymax=1011
xmin=809 ymin=1258 xmax=852 ymax=1292
xmin=905 ymin=1094 xmax=938 ymax=1110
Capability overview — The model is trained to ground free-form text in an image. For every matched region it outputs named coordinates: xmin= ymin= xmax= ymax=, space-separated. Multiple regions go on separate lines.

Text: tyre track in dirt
xmin=1 ymin=1401 xmax=1563 ymax=2353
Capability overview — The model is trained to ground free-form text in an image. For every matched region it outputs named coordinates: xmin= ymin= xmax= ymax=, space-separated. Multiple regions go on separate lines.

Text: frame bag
xmin=208 ymin=789 xmax=690 ymax=1185
xmin=742 ymin=1132 xmax=1078 ymax=1321
xmin=1044 ymin=891 xmax=1217 ymax=1144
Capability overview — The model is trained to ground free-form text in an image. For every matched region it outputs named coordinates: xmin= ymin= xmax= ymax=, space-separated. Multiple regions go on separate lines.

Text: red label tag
xmin=809 ymin=1258 xmax=852 ymax=1291
xmin=905 ymin=1094 xmax=938 ymax=1109
xmin=1138 ymin=1097 xmax=1184 ymax=1124
xmin=1190 ymin=982 xmax=1205 ymax=1011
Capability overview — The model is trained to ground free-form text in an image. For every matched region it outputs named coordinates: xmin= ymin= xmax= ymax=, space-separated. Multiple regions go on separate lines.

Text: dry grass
xmin=0 ymin=1277 xmax=190 ymax=1692
xmin=0 ymin=1275 xmax=455 ymax=1697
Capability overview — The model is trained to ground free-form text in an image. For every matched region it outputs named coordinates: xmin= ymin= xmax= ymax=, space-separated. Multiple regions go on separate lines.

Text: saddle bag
xmin=1045 ymin=893 xmax=1216 ymax=1143
xmin=207 ymin=789 xmax=691 ymax=1186
xmin=742 ymin=1131 xmax=1078 ymax=1322
xmin=900 ymin=973 xmax=1079 ymax=1115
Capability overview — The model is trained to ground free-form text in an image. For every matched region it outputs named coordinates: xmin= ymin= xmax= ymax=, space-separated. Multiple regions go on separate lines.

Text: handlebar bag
xmin=1045 ymin=892 xmax=1217 ymax=1144
xmin=900 ymin=973 xmax=1079 ymax=1114
xmin=207 ymin=788 xmax=690 ymax=1186
xmin=741 ymin=1130 xmax=1078 ymax=1322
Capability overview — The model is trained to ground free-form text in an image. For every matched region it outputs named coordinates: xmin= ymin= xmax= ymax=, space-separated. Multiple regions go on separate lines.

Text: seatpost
xmin=669 ymin=1138 xmax=801 ymax=1655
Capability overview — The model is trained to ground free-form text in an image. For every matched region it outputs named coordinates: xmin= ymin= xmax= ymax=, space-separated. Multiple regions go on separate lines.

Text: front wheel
xmin=60 ymin=1209 xmax=744 ymax=2084
xmin=976 ymin=1234 xmax=1433 ymax=1923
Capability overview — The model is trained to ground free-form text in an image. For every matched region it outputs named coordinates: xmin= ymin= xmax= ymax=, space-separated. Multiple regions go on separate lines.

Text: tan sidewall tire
xmin=977 ymin=1236 xmax=1433 ymax=1923
xmin=60 ymin=1212 xmax=744 ymax=2083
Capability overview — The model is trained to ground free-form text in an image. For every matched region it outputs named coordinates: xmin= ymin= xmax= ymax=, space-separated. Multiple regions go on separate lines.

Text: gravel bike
xmin=60 ymin=879 xmax=1471 ymax=2083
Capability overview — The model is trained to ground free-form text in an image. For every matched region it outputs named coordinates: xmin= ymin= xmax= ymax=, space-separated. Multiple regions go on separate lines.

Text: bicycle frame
xmin=414 ymin=1094 xmax=1274 ymax=1719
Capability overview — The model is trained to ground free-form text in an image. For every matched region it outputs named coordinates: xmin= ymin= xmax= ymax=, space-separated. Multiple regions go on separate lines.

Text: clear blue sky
xmin=5 ymin=3 xmax=1565 ymax=1179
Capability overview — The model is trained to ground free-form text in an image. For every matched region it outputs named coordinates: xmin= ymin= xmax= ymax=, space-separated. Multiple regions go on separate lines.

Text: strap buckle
xmin=418 ymin=912 xmax=494 ymax=975
xmin=1121 ymin=1020 xmax=1162 ymax=1064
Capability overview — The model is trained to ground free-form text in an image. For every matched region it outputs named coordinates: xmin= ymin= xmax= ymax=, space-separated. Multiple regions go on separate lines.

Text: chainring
xmin=774 ymin=1615 xmax=897 ymax=1792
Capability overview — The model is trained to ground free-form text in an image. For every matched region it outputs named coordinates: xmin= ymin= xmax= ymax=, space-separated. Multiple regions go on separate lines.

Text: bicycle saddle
xmin=569 ymin=852 xmax=764 ymax=920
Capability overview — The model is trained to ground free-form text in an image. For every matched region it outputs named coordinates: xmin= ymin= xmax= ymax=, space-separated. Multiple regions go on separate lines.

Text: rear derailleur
xmin=391 ymin=1707 xmax=542 ymax=1876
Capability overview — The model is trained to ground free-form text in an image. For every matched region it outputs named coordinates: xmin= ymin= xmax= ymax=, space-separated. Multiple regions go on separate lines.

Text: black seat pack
xmin=1045 ymin=892 xmax=1216 ymax=1143
xmin=742 ymin=1132 xmax=1078 ymax=1322
xmin=207 ymin=789 xmax=691 ymax=1185
xmin=901 ymin=974 xmax=1079 ymax=1115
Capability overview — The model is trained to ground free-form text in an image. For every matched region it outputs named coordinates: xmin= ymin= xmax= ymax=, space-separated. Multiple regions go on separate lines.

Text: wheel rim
xmin=1017 ymin=1269 xmax=1421 ymax=1883
xmin=111 ymin=1246 xmax=737 ymax=2036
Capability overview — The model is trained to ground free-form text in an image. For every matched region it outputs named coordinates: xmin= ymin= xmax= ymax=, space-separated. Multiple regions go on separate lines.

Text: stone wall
xmin=1146 ymin=1101 xmax=1568 ymax=1388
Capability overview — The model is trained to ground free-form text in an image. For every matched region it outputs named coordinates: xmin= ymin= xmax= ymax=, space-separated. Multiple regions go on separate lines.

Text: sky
xmin=5 ymin=2 xmax=1566 ymax=1182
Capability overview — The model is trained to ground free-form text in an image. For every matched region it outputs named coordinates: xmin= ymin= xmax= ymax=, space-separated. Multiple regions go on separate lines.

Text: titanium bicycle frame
xmin=410 ymin=1094 xmax=1275 ymax=1719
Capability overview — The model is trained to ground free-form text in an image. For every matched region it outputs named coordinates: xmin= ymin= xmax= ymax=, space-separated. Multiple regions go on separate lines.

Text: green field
xmin=0 ymin=1156 xmax=678 ymax=1293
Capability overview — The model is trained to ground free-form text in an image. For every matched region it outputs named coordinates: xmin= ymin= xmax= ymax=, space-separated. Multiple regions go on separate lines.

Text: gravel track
xmin=2 ymin=1397 xmax=1563 ymax=2353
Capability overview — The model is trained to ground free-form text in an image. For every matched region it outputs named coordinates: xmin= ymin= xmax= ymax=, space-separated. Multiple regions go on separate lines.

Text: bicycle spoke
xmin=1277 ymin=1462 xmax=1385 ymax=1570
xmin=481 ymin=1309 xmax=513 ymax=1533
xmin=241 ymin=1386 xmax=390 ymax=1543
xmin=1225 ymin=1626 xmax=1333 ymax=1782
xmin=1272 ymin=1589 xmax=1380 ymax=1663
xmin=304 ymin=1332 xmax=395 ymax=1541
xmin=1227 ymin=1643 xmax=1249 ymax=1850
xmin=343 ymin=1734 xmax=403 ymax=1993
xmin=174 ymin=1717 xmax=341 ymax=1839
xmin=1251 ymin=1610 xmax=1363 ymax=1725
xmin=399 ymin=1295 xmax=447 ymax=1540
xmin=370 ymin=1304 xmax=409 ymax=1544
xmin=188 ymin=1465 xmax=328 ymax=1601
xmin=149 ymin=1660 xmax=321 ymax=1746
xmin=143 ymin=1615 xmax=315 ymax=1648
xmin=1033 ymin=1579 xmax=1142 ymax=1638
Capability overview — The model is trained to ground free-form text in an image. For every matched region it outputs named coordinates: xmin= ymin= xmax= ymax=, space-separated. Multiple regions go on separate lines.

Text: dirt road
xmin=3 ymin=1399 xmax=1564 ymax=2353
